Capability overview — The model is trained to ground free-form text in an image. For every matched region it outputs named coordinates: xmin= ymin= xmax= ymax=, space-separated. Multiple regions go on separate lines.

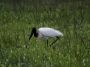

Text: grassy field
xmin=0 ymin=0 xmax=90 ymax=67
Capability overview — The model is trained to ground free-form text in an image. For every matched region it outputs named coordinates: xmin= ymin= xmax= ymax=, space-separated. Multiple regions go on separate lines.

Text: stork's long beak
xmin=29 ymin=31 xmax=33 ymax=40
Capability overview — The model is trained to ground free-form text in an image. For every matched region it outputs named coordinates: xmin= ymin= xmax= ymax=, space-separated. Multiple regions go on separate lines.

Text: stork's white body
xmin=37 ymin=27 xmax=63 ymax=38
xmin=29 ymin=27 xmax=63 ymax=46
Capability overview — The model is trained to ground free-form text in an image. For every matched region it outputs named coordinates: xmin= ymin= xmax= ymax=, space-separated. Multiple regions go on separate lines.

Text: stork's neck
xmin=32 ymin=27 xmax=38 ymax=37
xmin=34 ymin=31 xmax=38 ymax=37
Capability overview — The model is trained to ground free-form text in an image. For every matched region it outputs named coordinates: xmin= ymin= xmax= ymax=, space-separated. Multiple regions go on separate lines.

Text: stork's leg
xmin=46 ymin=39 xmax=48 ymax=46
xmin=50 ymin=37 xmax=59 ymax=47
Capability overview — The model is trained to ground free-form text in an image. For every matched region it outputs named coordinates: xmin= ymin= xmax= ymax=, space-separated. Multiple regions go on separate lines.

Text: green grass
xmin=0 ymin=1 xmax=90 ymax=67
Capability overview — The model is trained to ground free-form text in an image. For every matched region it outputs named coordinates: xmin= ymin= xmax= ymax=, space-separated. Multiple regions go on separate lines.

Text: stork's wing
xmin=38 ymin=28 xmax=63 ymax=37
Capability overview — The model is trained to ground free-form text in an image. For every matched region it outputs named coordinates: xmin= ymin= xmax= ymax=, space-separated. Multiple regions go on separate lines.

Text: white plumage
xmin=38 ymin=27 xmax=63 ymax=38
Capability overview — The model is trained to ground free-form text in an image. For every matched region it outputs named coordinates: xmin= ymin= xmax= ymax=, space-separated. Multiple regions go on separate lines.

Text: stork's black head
xmin=32 ymin=27 xmax=36 ymax=33
xmin=29 ymin=27 xmax=38 ymax=40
